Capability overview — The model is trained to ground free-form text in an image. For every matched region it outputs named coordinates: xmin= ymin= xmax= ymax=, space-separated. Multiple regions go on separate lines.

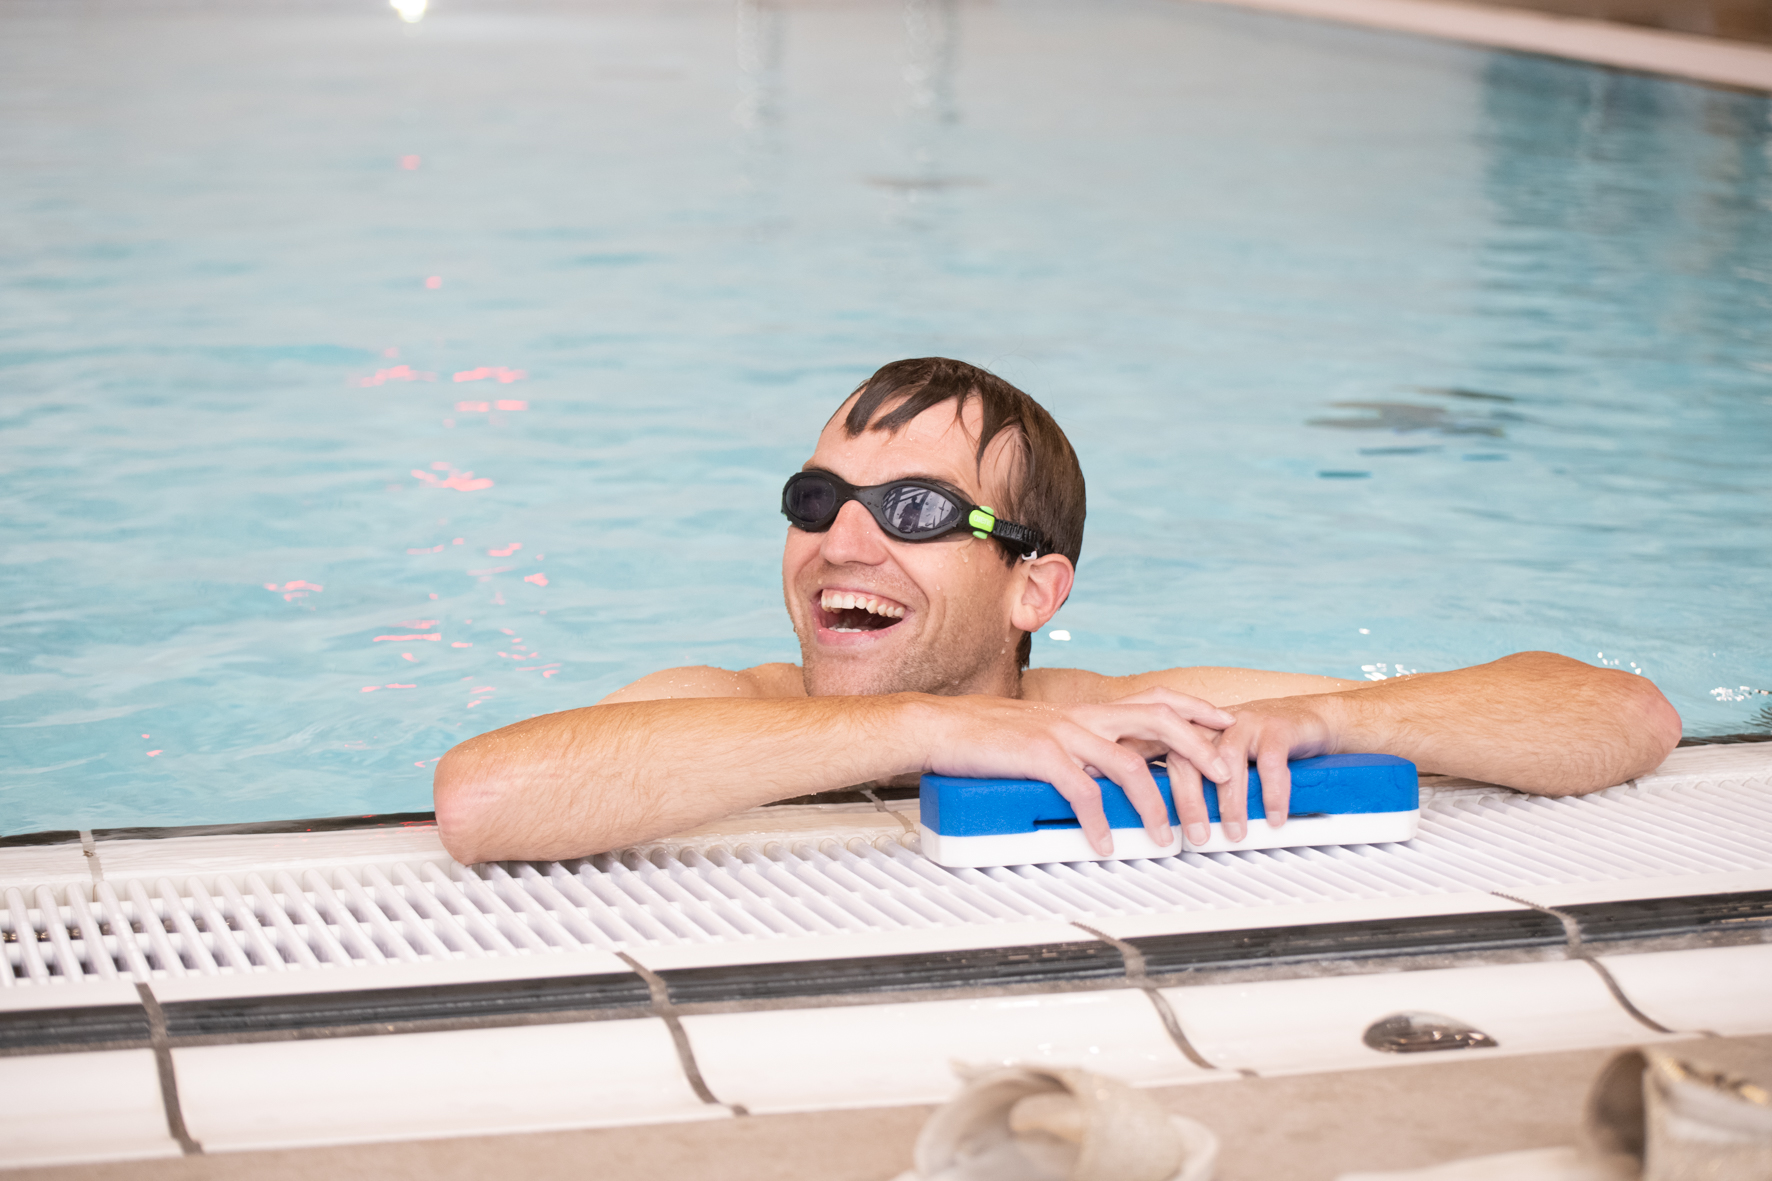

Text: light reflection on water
xmin=0 ymin=0 xmax=1768 ymax=833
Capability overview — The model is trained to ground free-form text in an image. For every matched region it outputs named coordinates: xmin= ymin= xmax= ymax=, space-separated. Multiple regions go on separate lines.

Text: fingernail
xmin=1186 ymin=823 xmax=1209 ymax=846
xmin=1152 ymin=824 xmax=1173 ymax=845
xmin=1225 ymin=820 xmax=1246 ymax=843
xmin=1269 ymin=814 xmax=1286 ymax=829
xmin=1095 ymin=834 xmax=1115 ymax=857
xmin=1214 ymin=762 xmax=1231 ymax=783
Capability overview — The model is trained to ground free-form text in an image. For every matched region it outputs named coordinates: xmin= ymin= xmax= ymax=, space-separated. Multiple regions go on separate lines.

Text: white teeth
xmin=820 ymin=591 xmax=905 ymax=620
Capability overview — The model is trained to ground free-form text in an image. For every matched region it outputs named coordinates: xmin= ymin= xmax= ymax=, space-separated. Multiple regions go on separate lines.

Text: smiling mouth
xmin=816 ymin=590 xmax=906 ymax=634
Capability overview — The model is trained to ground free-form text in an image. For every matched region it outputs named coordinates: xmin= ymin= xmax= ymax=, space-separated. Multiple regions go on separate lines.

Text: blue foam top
xmin=920 ymin=753 xmax=1419 ymax=837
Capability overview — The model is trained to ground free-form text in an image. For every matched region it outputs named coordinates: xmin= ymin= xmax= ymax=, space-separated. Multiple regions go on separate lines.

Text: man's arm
xmin=1031 ymin=652 xmax=1679 ymax=788
xmin=434 ymin=666 xmax=1235 ymax=863
xmin=1166 ymin=652 xmax=1679 ymax=843
xmin=1030 ymin=652 xmax=1681 ymax=844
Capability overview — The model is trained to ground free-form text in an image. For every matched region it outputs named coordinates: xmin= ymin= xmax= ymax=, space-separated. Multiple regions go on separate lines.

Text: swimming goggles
xmin=781 ymin=469 xmax=1046 ymax=558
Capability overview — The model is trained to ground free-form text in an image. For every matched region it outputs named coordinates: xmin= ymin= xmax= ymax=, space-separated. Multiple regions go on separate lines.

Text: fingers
xmin=1114 ymin=687 xmax=1238 ymax=731
xmin=1046 ymin=759 xmax=1115 ymax=857
xmin=1256 ymin=738 xmax=1292 ymax=830
xmin=1075 ymin=703 xmax=1232 ymax=784
xmin=1216 ymin=739 xmax=1251 ymax=843
xmin=1165 ymin=753 xmax=1210 ymax=848
xmin=1082 ymin=737 xmax=1173 ymax=848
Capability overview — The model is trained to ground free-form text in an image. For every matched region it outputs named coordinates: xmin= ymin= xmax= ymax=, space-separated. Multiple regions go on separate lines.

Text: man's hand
xmin=1166 ymin=696 xmax=1338 ymax=845
xmin=920 ymin=688 xmax=1237 ymax=856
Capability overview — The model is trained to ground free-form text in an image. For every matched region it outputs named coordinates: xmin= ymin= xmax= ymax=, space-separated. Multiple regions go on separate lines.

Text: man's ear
xmin=1009 ymin=554 xmax=1074 ymax=635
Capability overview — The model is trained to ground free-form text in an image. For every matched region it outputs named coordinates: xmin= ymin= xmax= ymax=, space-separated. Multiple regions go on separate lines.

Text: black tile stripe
xmin=1130 ymin=909 xmax=1572 ymax=977
xmin=0 ymin=1003 xmax=151 ymax=1052
xmin=159 ymin=972 xmax=653 ymax=1038
xmin=1563 ymin=889 xmax=1772 ymax=944
xmin=654 ymin=940 xmax=1127 ymax=1006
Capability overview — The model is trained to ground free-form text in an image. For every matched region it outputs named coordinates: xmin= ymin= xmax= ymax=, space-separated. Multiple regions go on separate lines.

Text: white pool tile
xmin=0 ymin=1049 xmax=181 ymax=1166
xmin=0 ymin=977 xmax=143 ymax=1011
xmin=0 ymin=840 xmax=93 ymax=892
xmin=682 ymin=988 xmax=1216 ymax=1114
xmin=1597 ymin=945 xmax=1772 ymax=1037
xmin=1160 ymin=960 xmax=1673 ymax=1076
xmin=174 ymin=1017 xmax=719 ymax=1151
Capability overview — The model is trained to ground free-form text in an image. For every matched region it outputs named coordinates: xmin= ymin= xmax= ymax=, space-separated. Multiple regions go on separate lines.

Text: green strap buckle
xmin=968 ymin=506 xmax=996 ymax=539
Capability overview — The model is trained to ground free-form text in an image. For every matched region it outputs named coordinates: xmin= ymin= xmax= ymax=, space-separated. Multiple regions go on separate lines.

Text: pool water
xmin=2 ymin=0 xmax=1769 ymax=834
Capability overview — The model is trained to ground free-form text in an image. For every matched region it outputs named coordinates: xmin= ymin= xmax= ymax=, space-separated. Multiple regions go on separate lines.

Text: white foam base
xmin=918 ymin=809 xmax=1421 ymax=868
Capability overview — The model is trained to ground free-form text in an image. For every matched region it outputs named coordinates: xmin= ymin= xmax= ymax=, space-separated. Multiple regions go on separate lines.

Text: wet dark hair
xmin=841 ymin=357 xmax=1086 ymax=670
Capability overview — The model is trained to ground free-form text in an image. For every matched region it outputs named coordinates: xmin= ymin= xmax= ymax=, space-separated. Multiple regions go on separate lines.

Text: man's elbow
xmin=1624 ymin=673 xmax=1683 ymax=778
xmin=432 ymin=746 xmax=500 ymax=865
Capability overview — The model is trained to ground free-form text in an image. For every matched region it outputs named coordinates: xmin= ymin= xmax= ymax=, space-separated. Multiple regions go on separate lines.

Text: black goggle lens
xmin=879 ymin=484 xmax=961 ymax=536
xmin=783 ymin=474 xmax=838 ymax=527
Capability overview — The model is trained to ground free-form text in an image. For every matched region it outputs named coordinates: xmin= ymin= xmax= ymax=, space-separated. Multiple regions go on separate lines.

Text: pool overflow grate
xmin=3 ymin=768 xmax=1771 ymax=987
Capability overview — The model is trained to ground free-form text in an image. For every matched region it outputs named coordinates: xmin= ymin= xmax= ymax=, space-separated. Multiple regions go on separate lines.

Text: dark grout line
xmin=79 ymin=830 xmax=104 ymax=885
xmin=1071 ymin=922 xmax=1256 ymax=1079
xmin=1489 ymin=890 xmax=1714 ymax=1038
xmin=619 ymin=952 xmax=749 ymax=1118
xmin=136 ymin=983 xmax=204 ymax=1156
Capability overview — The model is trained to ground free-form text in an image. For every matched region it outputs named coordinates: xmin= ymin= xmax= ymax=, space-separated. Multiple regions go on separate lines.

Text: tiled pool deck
xmin=9 ymin=1035 xmax=1770 ymax=1180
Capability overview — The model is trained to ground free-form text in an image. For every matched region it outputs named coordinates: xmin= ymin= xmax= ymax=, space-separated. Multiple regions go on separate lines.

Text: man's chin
xmin=799 ymin=637 xmax=922 ymax=698
xmin=801 ymin=658 xmax=910 ymax=698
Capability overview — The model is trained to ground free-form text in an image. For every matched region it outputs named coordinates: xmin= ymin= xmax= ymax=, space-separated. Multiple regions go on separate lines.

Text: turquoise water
xmin=2 ymin=0 xmax=1769 ymax=834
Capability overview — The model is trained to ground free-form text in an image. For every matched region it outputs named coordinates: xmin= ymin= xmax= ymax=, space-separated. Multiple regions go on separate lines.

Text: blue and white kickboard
xmin=918 ymin=753 xmax=1419 ymax=868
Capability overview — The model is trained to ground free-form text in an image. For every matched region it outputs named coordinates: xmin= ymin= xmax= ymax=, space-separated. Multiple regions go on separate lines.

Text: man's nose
xmin=819 ymin=500 xmax=889 ymax=566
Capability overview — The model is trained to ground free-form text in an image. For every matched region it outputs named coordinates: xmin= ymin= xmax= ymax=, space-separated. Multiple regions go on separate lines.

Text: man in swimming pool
xmin=433 ymin=357 xmax=1682 ymax=864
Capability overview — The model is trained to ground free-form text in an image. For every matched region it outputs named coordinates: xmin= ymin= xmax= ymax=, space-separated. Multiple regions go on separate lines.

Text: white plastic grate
xmin=3 ymin=755 xmax=1770 ymax=986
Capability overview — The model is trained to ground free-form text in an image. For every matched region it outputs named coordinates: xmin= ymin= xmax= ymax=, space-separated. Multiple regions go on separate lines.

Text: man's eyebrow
xmin=796 ymin=465 xmax=970 ymax=493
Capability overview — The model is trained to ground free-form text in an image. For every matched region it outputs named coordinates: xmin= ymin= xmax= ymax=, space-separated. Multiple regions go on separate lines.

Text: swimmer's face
xmin=784 ymin=397 xmax=1065 ymax=698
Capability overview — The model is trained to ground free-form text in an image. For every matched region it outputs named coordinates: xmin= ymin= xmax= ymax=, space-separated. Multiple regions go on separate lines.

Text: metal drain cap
xmin=1363 ymin=1011 xmax=1499 ymax=1053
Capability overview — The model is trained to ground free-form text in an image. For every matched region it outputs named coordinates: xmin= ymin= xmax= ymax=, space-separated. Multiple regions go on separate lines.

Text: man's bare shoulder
xmin=1023 ymin=665 xmax=1362 ymax=706
xmin=598 ymin=663 xmax=806 ymax=705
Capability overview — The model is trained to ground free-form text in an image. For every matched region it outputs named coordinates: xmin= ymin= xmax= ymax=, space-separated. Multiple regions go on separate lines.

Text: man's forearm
xmin=434 ymin=695 xmax=929 ymax=863
xmin=1315 ymin=651 xmax=1682 ymax=793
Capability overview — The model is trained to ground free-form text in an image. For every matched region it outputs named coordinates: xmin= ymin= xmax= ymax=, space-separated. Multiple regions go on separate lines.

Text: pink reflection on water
xmin=524 ymin=572 xmax=549 ymax=587
xmin=414 ymin=756 xmax=441 ymax=768
xmin=385 ymin=683 xmax=416 ymax=689
xmin=401 ymin=155 xmax=421 ymax=171
xmin=265 ymin=580 xmax=323 ymax=602
xmin=402 ymin=653 xmax=417 ymax=662
xmin=455 ymin=401 xmax=489 ymax=413
xmin=397 ymin=620 xmax=440 ymax=628
xmin=453 ymin=367 xmax=526 ymax=384
xmin=374 ymin=633 xmax=440 ymax=642
xmin=359 ymin=365 xmax=435 ymax=387
xmin=488 ymin=542 xmax=521 ymax=557
xmin=147 ymin=750 xmax=163 ymax=757
xmin=451 ymin=641 xmax=472 ymax=648
xmin=408 ymin=544 xmax=445 ymax=554
xmin=426 ymin=276 xmax=442 ymax=289
xmin=495 ymin=400 xmax=528 ymax=411
xmin=411 ymin=464 xmax=494 ymax=492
